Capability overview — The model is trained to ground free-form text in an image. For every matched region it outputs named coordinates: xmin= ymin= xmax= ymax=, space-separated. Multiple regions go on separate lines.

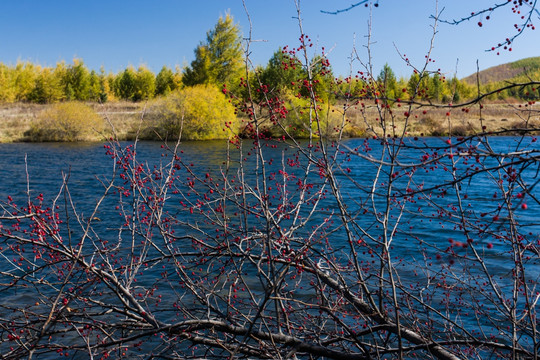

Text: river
xmin=0 ymin=137 xmax=538 ymax=358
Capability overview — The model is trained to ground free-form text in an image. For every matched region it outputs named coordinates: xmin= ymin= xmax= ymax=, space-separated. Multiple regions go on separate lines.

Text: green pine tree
xmin=183 ymin=13 xmax=243 ymax=88
xmin=155 ymin=66 xmax=178 ymax=96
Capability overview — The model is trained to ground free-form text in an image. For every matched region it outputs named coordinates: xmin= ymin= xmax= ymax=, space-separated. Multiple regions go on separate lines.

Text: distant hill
xmin=462 ymin=56 xmax=540 ymax=84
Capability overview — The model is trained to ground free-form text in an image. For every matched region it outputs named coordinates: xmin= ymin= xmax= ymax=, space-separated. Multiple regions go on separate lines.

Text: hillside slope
xmin=462 ymin=56 xmax=540 ymax=84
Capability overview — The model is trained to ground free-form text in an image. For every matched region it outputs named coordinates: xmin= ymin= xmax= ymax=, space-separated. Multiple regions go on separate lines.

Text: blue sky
xmin=0 ymin=0 xmax=538 ymax=79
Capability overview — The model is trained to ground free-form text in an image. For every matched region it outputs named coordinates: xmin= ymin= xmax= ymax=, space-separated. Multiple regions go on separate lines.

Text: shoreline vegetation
xmin=0 ymin=100 xmax=538 ymax=143
xmin=0 ymin=13 xmax=537 ymax=143
xmin=2 ymin=4 xmax=540 ymax=358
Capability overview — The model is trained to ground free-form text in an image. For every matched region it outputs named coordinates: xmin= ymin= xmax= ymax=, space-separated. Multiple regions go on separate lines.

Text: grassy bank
xmin=0 ymin=102 xmax=143 ymax=142
xmin=353 ymin=101 xmax=540 ymax=138
xmin=0 ymin=100 xmax=538 ymax=143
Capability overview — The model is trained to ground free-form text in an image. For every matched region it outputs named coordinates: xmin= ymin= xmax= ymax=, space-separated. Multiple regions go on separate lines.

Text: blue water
xmin=0 ymin=137 xmax=538 ymax=359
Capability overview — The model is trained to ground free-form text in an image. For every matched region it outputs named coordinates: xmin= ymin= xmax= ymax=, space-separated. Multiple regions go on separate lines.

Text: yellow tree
xmin=0 ymin=63 xmax=16 ymax=102
xmin=13 ymin=61 xmax=38 ymax=101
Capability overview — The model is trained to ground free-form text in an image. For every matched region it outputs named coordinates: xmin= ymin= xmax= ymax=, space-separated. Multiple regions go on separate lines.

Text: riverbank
xmin=0 ymin=102 xmax=142 ymax=142
xmin=0 ymin=100 xmax=538 ymax=142
xmin=354 ymin=100 xmax=540 ymax=137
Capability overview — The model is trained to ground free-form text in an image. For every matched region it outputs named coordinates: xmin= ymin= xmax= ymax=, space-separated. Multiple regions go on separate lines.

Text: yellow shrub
xmin=147 ymin=84 xmax=237 ymax=141
xmin=26 ymin=102 xmax=104 ymax=141
xmin=273 ymin=91 xmax=335 ymax=138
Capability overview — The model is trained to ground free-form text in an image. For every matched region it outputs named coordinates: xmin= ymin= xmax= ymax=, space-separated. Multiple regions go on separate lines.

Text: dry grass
xmin=0 ymin=103 xmax=45 ymax=142
xmin=89 ymin=102 xmax=146 ymax=140
xmin=0 ymin=100 xmax=539 ymax=142
xmin=0 ymin=102 xmax=145 ymax=142
xmin=339 ymin=102 xmax=540 ymax=137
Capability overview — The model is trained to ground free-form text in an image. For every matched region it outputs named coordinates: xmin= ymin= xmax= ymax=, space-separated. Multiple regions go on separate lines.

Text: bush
xmin=508 ymin=119 xmax=540 ymax=135
xmin=450 ymin=122 xmax=478 ymax=136
xmin=280 ymin=93 xmax=314 ymax=138
xmin=26 ymin=102 xmax=104 ymax=141
xmin=144 ymin=84 xmax=237 ymax=141
xmin=259 ymin=91 xmax=336 ymax=138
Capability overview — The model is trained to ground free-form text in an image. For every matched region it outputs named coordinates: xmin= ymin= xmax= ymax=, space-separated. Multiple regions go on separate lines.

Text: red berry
xmin=521 ymin=203 xmax=528 ymax=210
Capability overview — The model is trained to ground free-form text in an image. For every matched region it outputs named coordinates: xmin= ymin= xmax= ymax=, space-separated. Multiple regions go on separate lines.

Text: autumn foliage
xmin=144 ymin=84 xmax=237 ymax=140
xmin=25 ymin=102 xmax=105 ymax=141
xmin=0 ymin=1 xmax=539 ymax=359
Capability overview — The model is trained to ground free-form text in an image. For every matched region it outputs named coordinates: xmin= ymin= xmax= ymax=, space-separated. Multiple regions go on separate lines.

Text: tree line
xmin=0 ymin=13 xmax=535 ymax=106
xmin=0 ymin=60 xmax=182 ymax=104
xmin=1 ymin=2 xmax=539 ymax=358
